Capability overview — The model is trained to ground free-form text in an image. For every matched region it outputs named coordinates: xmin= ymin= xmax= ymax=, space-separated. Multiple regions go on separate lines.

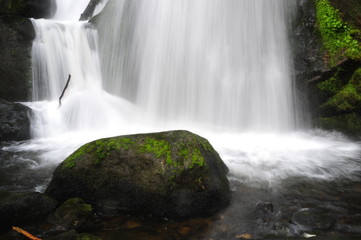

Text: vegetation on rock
xmin=316 ymin=0 xmax=361 ymax=66
xmin=46 ymin=130 xmax=230 ymax=219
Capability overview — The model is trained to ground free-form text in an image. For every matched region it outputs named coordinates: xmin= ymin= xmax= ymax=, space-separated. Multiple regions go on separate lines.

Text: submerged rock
xmin=0 ymin=99 xmax=31 ymax=142
xmin=254 ymin=200 xmax=274 ymax=224
xmin=48 ymin=198 xmax=93 ymax=232
xmin=47 ymin=230 xmax=102 ymax=240
xmin=0 ymin=190 xmax=57 ymax=229
xmin=290 ymin=208 xmax=335 ymax=231
xmin=46 ymin=130 xmax=231 ymax=219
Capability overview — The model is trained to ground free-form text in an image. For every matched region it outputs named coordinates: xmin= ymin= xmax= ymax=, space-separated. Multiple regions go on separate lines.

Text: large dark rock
xmin=0 ymin=16 xmax=34 ymax=101
xmin=0 ymin=99 xmax=31 ymax=142
xmin=0 ymin=0 xmax=56 ymax=19
xmin=0 ymin=190 xmax=58 ymax=229
xmin=46 ymin=130 xmax=231 ymax=219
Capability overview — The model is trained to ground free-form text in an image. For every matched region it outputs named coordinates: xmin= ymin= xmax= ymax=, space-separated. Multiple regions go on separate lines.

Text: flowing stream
xmin=1 ymin=0 xmax=361 ymax=193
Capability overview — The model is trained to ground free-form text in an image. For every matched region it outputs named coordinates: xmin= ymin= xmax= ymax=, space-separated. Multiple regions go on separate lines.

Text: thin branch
xmin=59 ymin=74 xmax=71 ymax=108
xmin=12 ymin=226 xmax=42 ymax=240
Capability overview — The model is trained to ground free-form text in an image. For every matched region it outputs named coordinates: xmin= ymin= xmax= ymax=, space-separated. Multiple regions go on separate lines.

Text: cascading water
xmin=2 ymin=0 xmax=361 ymax=192
xmin=97 ymin=0 xmax=299 ymax=132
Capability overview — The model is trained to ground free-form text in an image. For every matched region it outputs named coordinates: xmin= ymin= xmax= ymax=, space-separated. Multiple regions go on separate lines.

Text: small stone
xmin=125 ymin=221 xmax=141 ymax=229
xmin=254 ymin=200 xmax=273 ymax=223
xmin=235 ymin=233 xmax=252 ymax=239
xmin=178 ymin=226 xmax=191 ymax=235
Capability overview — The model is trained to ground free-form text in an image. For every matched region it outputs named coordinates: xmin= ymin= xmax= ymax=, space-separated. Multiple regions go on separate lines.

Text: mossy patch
xmin=324 ymin=82 xmax=361 ymax=111
xmin=317 ymin=70 xmax=344 ymax=93
xmin=320 ymin=68 xmax=361 ymax=112
xmin=62 ymin=138 xmax=135 ymax=169
xmin=315 ymin=0 xmax=361 ymax=66
xmin=76 ymin=233 xmax=102 ymax=240
xmin=316 ymin=113 xmax=361 ymax=135
xmin=138 ymin=137 xmax=173 ymax=165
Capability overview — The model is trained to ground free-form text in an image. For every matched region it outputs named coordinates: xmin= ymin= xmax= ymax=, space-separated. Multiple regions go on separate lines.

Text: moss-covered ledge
xmin=308 ymin=0 xmax=361 ymax=136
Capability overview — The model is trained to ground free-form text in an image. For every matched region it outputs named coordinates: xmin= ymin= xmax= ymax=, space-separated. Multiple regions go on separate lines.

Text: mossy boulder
xmin=0 ymin=190 xmax=57 ymax=230
xmin=46 ymin=130 xmax=231 ymax=219
xmin=0 ymin=0 xmax=56 ymax=19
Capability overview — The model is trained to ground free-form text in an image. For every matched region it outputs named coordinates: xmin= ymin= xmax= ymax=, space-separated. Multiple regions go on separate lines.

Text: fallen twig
xmin=59 ymin=74 xmax=71 ymax=108
xmin=12 ymin=226 xmax=42 ymax=240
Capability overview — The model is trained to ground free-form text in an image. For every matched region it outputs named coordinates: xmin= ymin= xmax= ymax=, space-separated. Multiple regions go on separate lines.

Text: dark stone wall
xmin=0 ymin=15 xmax=34 ymax=101
xmin=0 ymin=0 xmax=56 ymax=19
xmin=0 ymin=0 xmax=57 ymax=102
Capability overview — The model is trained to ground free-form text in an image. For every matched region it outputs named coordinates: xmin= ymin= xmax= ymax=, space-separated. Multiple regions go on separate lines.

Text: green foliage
xmin=350 ymin=68 xmax=361 ymax=91
xmin=316 ymin=0 xmax=361 ymax=65
xmin=317 ymin=74 xmax=343 ymax=93
xmin=321 ymin=68 xmax=361 ymax=112
xmin=324 ymin=82 xmax=361 ymax=111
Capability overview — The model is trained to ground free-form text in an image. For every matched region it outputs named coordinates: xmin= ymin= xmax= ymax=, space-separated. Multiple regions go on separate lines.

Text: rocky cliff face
xmin=295 ymin=0 xmax=361 ymax=136
xmin=0 ymin=15 xmax=34 ymax=101
xmin=0 ymin=0 xmax=56 ymax=102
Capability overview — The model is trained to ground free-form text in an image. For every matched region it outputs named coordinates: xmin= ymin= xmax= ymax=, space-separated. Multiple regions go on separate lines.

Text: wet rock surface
xmin=0 ymin=177 xmax=361 ymax=239
xmin=0 ymin=190 xmax=57 ymax=230
xmin=46 ymin=130 xmax=231 ymax=219
xmin=0 ymin=99 xmax=31 ymax=142
xmin=0 ymin=0 xmax=56 ymax=19
xmin=290 ymin=208 xmax=335 ymax=231
xmin=48 ymin=198 xmax=94 ymax=232
xmin=0 ymin=16 xmax=34 ymax=102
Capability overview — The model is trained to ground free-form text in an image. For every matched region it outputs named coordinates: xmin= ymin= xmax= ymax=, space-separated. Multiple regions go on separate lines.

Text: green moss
xmin=350 ymin=68 xmax=361 ymax=91
xmin=63 ymin=146 xmax=87 ymax=169
xmin=90 ymin=138 xmax=135 ymax=165
xmin=138 ymin=137 xmax=173 ymax=165
xmin=316 ymin=0 xmax=361 ymax=66
xmin=317 ymin=73 xmax=343 ymax=93
xmin=76 ymin=233 xmax=102 ymax=240
xmin=62 ymin=138 xmax=135 ymax=169
xmin=324 ymin=81 xmax=361 ymax=111
xmin=62 ymin=198 xmax=93 ymax=213
xmin=316 ymin=113 xmax=361 ymax=135
xmin=62 ymin=134 xmax=207 ymax=170
xmin=178 ymin=146 xmax=205 ymax=168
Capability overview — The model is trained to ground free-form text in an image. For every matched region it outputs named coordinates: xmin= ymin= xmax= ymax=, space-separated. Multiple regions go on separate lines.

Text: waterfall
xmin=8 ymin=0 xmax=359 ymax=190
xmin=96 ymin=0 xmax=300 ymax=132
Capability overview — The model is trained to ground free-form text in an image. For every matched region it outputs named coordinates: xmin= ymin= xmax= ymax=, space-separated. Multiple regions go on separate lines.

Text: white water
xmin=97 ymin=0 xmax=300 ymax=131
xmin=4 ymin=0 xmax=361 ymax=191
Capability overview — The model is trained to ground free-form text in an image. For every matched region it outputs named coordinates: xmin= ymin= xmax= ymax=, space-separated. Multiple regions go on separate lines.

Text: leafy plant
xmin=316 ymin=0 xmax=361 ymax=66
